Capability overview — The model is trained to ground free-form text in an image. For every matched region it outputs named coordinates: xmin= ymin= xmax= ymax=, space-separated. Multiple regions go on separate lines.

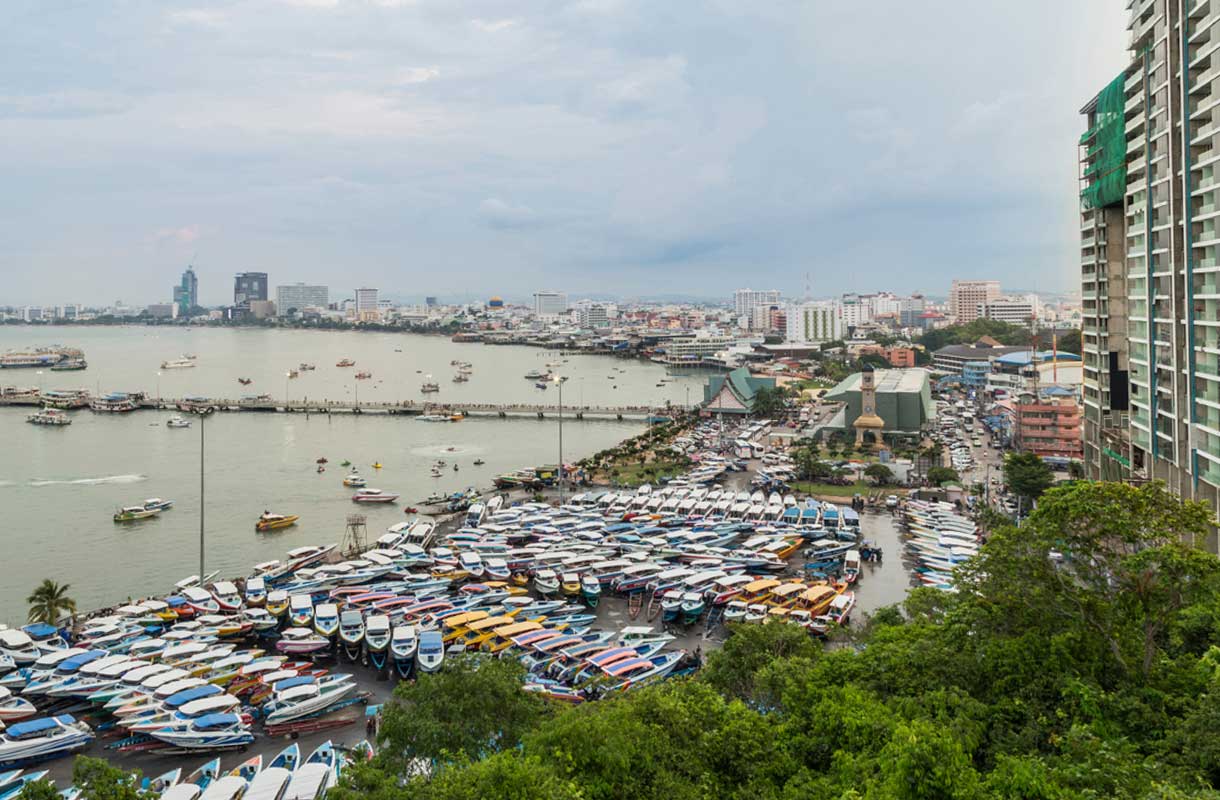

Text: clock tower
xmin=853 ymin=364 xmax=886 ymax=449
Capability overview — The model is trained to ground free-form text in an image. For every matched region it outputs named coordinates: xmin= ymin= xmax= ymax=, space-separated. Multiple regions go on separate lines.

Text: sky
xmin=0 ymin=0 xmax=1129 ymax=306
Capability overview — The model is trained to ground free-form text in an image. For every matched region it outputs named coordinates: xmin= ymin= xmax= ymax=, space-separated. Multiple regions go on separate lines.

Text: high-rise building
xmin=354 ymin=287 xmax=380 ymax=321
xmin=978 ymin=298 xmax=1038 ymax=325
xmin=577 ymin=303 xmax=609 ymax=329
xmin=533 ymin=291 xmax=568 ymax=317
xmin=949 ymin=280 xmax=1001 ymax=324
xmin=785 ymin=301 xmax=842 ymax=344
xmin=898 ymin=295 xmax=927 ymax=327
xmin=1077 ymin=2 xmax=1220 ymax=530
xmin=275 ymin=284 xmax=329 ymax=316
xmin=173 ymin=267 xmax=198 ymax=316
xmin=233 ymin=272 xmax=268 ymax=309
xmin=733 ymin=288 xmax=782 ymax=326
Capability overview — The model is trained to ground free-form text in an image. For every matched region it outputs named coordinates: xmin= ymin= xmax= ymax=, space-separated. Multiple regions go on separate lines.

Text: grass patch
xmin=790 ymin=480 xmax=874 ymax=497
xmin=610 ymin=460 xmax=689 ymax=487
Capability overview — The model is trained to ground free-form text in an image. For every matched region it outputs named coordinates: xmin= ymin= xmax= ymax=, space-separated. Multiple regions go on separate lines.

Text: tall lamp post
xmin=195 ymin=406 xmax=214 ymax=576
xmin=553 ymin=375 xmax=567 ymax=502
xmin=156 ymin=371 xmax=162 ymax=405
xmin=284 ymin=372 xmax=291 ymax=410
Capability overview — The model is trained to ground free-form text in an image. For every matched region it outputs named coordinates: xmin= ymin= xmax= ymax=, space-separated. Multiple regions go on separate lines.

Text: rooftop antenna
xmin=804 ymin=271 xmax=812 ymax=303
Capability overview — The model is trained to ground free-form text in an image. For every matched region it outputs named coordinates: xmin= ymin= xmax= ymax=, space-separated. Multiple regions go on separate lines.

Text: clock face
xmin=864 ymin=404 xmax=873 ymax=414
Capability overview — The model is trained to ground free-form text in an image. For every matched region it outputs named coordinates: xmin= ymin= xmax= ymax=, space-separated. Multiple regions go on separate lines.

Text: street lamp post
xmin=156 ymin=371 xmax=162 ymax=405
xmin=195 ymin=406 xmax=213 ymax=577
xmin=554 ymin=375 xmax=567 ymax=503
xmin=285 ymin=372 xmax=291 ymax=410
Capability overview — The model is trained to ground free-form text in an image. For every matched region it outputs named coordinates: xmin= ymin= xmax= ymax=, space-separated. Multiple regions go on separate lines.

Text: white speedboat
xmin=262 ymin=675 xmax=356 ymax=725
xmin=0 ymin=631 xmax=40 ymax=667
xmin=146 ymin=714 xmax=253 ymax=751
xmin=0 ymin=688 xmax=35 ymax=723
xmin=390 ymin=626 xmax=417 ymax=679
xmin=288 ymin=595 xmax=314 ymax=628
xmin=275 ymin=628 xmax=329 ymax=655
xmin=283 ymin=742 xmax=335 ymax=800
xmin=0 ymin=715 xmax=93 ymax=768
xmin=337 ymin=611 xmax=364 ymax=662
xmin=364 ymin=615 xmax=391 ymax=672
xmin=416 ymin=631 xmax=444 ymax=674
xmin=312 ymin=604 xmax=339 ymax=639
xmin=166 ymin=417 xmax=192 ymax=429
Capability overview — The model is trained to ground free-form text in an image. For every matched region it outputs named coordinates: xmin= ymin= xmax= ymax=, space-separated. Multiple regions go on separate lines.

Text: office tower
xmin=275 ymin=284 xmax=329 ymax=316
xmin=173 ymin=267 xmax=198 ymax=316
xmin=533 ymin=291 xmax=568 ymax=316
xmin=949 ymin=280 xmax=1001 ymax=324
xmin=233 ymin=272 xmax=268 ymax=309
xmin=733 ymin=288 xmax=782 ymax=326
xmin=784 ymin=301 xmax=842 ymax=344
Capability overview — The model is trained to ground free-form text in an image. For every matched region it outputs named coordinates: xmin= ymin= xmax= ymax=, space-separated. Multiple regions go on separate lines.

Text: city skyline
xmin=2 ymin=2 xmax=1126 ymax=304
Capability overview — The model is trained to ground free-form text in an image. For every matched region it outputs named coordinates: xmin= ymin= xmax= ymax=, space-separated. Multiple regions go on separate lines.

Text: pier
xmin=0 ymin=393 xmax=674 ymax=421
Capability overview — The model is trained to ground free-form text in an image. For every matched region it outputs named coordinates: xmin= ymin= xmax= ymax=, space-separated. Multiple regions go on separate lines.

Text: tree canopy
xmin=1003 ymin=451 xmax=1055 ymax=503
xmin=26 ymin=579 xmax=75 ymax=624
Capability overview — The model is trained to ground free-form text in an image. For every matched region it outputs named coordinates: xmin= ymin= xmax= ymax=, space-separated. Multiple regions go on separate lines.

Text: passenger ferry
xmin=90 ymin=393 xmax=138 ymax=413
xmin=27 ymin=408 xmax=71 ymax=426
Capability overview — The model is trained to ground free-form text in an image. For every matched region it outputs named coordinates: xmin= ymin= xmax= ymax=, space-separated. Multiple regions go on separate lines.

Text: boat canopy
xmin=6 ymin=716 xmax=71 ymax=739
xmin=161 ymin=785 xmax=203 ymax=800
xmin=272 ymin=676 xmax=317 ymax=692
xmin=166 ymin=685 xmax=223 ymax=708
xmin=194 ymin=713 xmax=244 ymax=731
xmin=23 ymin=622 xmax=59 ymax=639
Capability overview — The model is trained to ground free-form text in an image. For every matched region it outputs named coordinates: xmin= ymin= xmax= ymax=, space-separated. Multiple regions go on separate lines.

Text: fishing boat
xmin=355 ymin=372 xmax=372 ymax=380
xmin=420 ymin=379 xmax=440 ymax=393
xmin=161 ymin=359 xmax=196 ymax=370
xmin=26 ymin=409 xmax=71 ymax=426
xmin=336 ymin=359 xmax=355 ymax=368
xmin=364 ymin=615 xmax=391 ymax=671
xmin=523 ymin=369 xmax=549 ymax=379
xmin=352 ymin=489 xmax=399 ymax=504
xmin=390 ymin=626 xmax=417 ymax=679
xmin=114 ymin=506 xmax=161 ymax=523
xmin=0 ymin=716 xmax=94 ymax=768
xmin=452 ymin=373 xmax=468 ymax=383
xmin=255 ymin=513 xmax=299 ymax=532
xmin=166 ymin=416 xmax=192 ymax=428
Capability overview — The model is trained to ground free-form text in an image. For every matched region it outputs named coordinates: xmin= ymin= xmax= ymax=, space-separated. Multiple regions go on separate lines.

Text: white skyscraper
xmin=785 ymin=301 xmax=842 ymax=344
xmin=533 ymin=291 xmax=568 ymax=317
xmin=733 ymin=288 xmax=782 ymax=325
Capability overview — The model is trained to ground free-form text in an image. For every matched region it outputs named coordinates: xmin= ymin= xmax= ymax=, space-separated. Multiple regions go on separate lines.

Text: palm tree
xmin=27 ymin=579 xmax=76 ymax=625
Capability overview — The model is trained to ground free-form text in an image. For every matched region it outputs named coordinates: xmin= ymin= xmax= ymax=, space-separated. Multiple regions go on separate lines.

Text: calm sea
xmin=0 ymin=326 xmax=706 ymax=621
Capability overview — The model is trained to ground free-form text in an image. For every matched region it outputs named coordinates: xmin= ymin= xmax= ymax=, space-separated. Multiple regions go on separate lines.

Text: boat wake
xmin=410 ymin=445 xmax=482 ymax=457
xmin=28 ymin=474 xmax=148 ymax=487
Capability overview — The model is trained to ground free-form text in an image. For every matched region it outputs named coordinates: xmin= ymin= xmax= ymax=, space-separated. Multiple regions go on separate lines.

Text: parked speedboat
xmin=283 ymin=742 xmax=335 ymax=800
xmin=288 ymin=595 xmax=314 ymax=628
xmin=0 ymin=689 xmax=35 ymax=723
xmin=243 ymin=578 xmax=266 ymax=608
xmin=146 ymin=714 xmax=253 ymax=751
xmin=275 ymin=628 xmax=330 ymax=655
xmin=416 ymin=631 xmax=445 ymax=674
xmin=0 ymin=632 xmax=40 ymax=668
xmin=313 ymin=604 xmax=340 ymax=640
xmin=262 ymin=675 xmax=356 ymax=725
xmin=337 ymin=611 xmax=364 ymax=663
xmin=363 ymin=615 xmax=391 ymax=671
xmin=0 ymin=716 xmax=93 ymax=768
xmin=390 ymin=625 xmax=417 ymax=679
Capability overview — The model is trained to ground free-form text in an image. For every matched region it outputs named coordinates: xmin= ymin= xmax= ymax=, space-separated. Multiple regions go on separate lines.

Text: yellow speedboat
xmin=372 ymin=462 xmax=383 ymax=469
xmin=256 ymin=513 xmax=299 ymax=532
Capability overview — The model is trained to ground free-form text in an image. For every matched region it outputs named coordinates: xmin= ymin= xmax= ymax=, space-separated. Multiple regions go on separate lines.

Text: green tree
xmin=375 ymin=653 xmax=547 ymax=770
xmin=750 ymin=386 xmax=787 ymax=417
xmin=700 ymin=620 xmax=820 ymax=706
xmin=73 ymin=756 xmax=146 ymax=800
xmin=16 ymin=781 xmax=61 ymax=800
xmin=864 ymin=463 xmax=894 ymax=485
xmin=26 ymin=579 xmax=75 ymax=624
xmin=1003 ymin=452 xmax=1054 ymax=503
xmin=926 ymin=466 xmax=959 ymax=485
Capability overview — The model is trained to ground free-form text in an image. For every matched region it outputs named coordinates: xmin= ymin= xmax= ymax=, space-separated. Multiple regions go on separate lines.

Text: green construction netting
xmin=1080 ymin=72 xmax=1128 ymax=210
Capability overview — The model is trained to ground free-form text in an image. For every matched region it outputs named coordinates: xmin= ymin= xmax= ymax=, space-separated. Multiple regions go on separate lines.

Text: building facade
xmin=1078 ymin=1 xmax=1220 ymax=531
xmin=1016 ymin=399 xmax=1084 ymax=460
xmin=533 ymin=291 xmax=568 ymax=317
xmin=275 ymin=284 xmax=329 ymax=316
xmin=173 ymin=267 xmax=198 ymax=316
xmin=949 ymin=280 xmax=1001 ymax=324
xmin=354 ymin=287 xmax=380 ymax=321
xmin=978 ymin=298 xmax=1037 ymax=324
xmin=577 ymin=303 xmax=609 ymax=329
xmin=233 ymin=272 xmax=268 ymax=309
xmin=785 ymin=301 xmax=842 ymax=344
xmin=733 ymin=288 xmax=782 ymax=324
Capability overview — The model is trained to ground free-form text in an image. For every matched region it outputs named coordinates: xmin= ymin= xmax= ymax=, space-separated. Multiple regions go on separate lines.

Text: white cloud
xmin=471 ymin=18 xmax=517 ymax=32
xmin=478 ymin=198 xmax=537 ymax=229
xmin=396 ymin=67 xmax=440 ymax=85
xmin=165 ymin=9 xmax=227 ymax=29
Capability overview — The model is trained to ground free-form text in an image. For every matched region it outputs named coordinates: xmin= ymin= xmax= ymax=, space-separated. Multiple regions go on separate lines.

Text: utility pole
xmin=555 ymin=375 xmax=566 ymax=502
xmin=198 ymin=410 xmax=206 ymax=577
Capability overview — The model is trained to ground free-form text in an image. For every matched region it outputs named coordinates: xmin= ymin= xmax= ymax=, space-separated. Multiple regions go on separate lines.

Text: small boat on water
xmin=299 ymin=363 xmax=316 ymax=371
xmin=420 ymin=380 xmax=440 ymax=393
xmin=355 ymin=372 xmax=372 ymax=380
xmin=336 ymin=359 xmax=355 ymax=368
xmin=161 ymin=359 xmax=195 ymax=370
xmin=143 ymin=498 xmax=174 ymax=512
xmin=352 ymin=489 xmax=398 ymax=504
xmin=288 ymin=370 xmax=299 ymax=379
xmin=114 ymin=506 xmax=161 ymax=523
xmin=50 ymin=359 xmax=87 ymax=372
xmin=255 ymin=513 xmax=299 ymax=532
xmin=237 ymin=378 xmax=252 ymax=386
xmin=167 ymin=416 xmax=192 ymax=428
xmin=342 ymin=472 xmax=366 ymax=487
xmin=473 ymin=458 xmax=485 ymax=466
xmin=26 ymin=409 xmax=71 ymax=426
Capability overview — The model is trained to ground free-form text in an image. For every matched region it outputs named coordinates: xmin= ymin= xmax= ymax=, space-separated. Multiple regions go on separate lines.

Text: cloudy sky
xmin=0 ymin=0 xmax=1127 ymax=306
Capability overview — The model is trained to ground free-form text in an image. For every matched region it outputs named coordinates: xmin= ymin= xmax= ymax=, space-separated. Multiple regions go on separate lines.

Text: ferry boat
xmin=420 ymin=380 xmax=440 ymax=393
xmin=336 ymin=359 xmax=356 ymax=368
xmin=161 ymin=359 xmax=195 ymax=370
xmin=26 ymin=409 xmax=71 ymax=426
xmin=256 ymin=513 xmax=299 ymax=532
xmin=39 ymin=390 xmax=90 ymax=409
xmin=0 ymin=350 xmax=69 ymax=369
xmin=523 ymin=369 xmax=550 ymax=380
xmin=50 ymin=359 xmax=87 ymax=372
xmin=90 ymin=393 xmax=137 ymax=413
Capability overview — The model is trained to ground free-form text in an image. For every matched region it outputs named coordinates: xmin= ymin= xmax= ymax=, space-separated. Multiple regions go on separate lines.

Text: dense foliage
xmin=26 ymin=579 xmax=75 ymax=624
xmin=1004 ymin=451 xmax=1055 ymax=503
xmin=918 ymin=319 xmax=1034 ymax=353
xmin=330 ymin=481 xmax=1220 ymax=800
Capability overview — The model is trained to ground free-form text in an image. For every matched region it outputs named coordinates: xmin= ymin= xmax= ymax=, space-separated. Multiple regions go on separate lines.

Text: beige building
xmin=949 ymin=280 xmax=1000 ymax=324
